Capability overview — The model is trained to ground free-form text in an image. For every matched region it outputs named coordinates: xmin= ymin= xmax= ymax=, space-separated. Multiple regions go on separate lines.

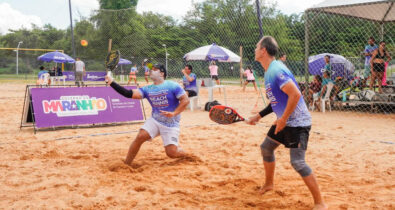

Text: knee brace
xmin=260 ymin=137 xmax=279 ymax=162
xmin=290 ymin=148 xmax=312 ymax=177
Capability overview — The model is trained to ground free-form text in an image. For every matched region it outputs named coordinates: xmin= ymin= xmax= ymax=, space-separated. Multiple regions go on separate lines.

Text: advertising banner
xmin=63 ymin=71 xmax=106 ymax=81
xmin=30 ymin=86 xmax=144 ymax=128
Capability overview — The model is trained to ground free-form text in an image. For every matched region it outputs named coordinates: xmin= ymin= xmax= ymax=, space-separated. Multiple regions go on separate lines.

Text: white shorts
xmin=141 ymin=117 xmax=180 ymax=147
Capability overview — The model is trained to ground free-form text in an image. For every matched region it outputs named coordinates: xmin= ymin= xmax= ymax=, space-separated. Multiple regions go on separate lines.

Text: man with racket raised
xmin=105 ymin=63 xmax=190 ymax=166
xmin=246 ymin=36 xmax=327 ymax=210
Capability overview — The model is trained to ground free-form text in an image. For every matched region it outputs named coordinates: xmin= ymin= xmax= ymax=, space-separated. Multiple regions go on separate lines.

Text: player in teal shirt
xmin=246 ymin=36 xmax=327 ymax=210
xmin=106 ymin=63 xmax=190 ymax=166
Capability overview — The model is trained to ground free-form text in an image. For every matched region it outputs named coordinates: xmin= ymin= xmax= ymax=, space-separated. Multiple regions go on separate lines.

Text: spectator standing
xmin=209 ymin=61 xmax=220 ymax=86
xmin=128 ymin=64 xmax=138 ymax=85
xmin=242 ymin=65 xmax=258 ymax=92
xmin=370 ymin=41 xmax=391 ymax=93
xmin=74 ymin=57 xmax=85 ymax=87
xmin=363 ymin=37 xmax=378 ymax=86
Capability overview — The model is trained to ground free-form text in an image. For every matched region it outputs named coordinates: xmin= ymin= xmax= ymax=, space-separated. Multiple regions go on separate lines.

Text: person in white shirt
xmin=74 ymin=57 xmax=85 ymax=87
xmin=209 ymin=61 xmax=220 ymax=85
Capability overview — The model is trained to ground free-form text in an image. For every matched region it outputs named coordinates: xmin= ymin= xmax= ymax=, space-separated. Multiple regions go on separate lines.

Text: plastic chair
xmin=312 ymin=82 xmax=334 ymax=113
xmin=188 ymin=79 xmax=201 ymax=111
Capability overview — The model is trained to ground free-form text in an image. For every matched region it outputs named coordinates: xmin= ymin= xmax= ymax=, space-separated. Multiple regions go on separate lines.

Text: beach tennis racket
xmin=105 ymin=50 xmax=120 ymax=83
xmin=209 ymin=105 xmax=245 ymax=124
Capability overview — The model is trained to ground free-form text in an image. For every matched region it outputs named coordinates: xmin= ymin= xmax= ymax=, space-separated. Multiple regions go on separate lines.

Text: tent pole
xmin=239 ymin=46 xmax=243 ymax=87
xmin=380 ymin=23 xmax=384 ymax=41
xmin=255 ymin=0 xmax=264 ymax=38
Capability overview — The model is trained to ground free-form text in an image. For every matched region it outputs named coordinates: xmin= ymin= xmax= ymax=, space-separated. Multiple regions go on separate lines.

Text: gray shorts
xmin=75 ymin=71 xmax=84 ymax=82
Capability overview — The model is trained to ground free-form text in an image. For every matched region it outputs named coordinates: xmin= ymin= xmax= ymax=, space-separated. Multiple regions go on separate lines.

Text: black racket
xmin=209 ymin=105 xmax=245 ymax=125
xmin=105 ymin=50 xmax=120 ymax=83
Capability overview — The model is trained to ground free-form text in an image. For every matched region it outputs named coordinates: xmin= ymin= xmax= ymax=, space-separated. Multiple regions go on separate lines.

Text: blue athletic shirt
xmin=264 ymin=60 xmax=311 ymax=127
xmin=130 ymin=67 xmax=137 ymax=73
xmin=139 ymin=80 xmax=186 ymax=127
xmin=37 ymin=70 xmax=48 ymax=78
xmin=182 ymin=73 xmax=197 ymax=92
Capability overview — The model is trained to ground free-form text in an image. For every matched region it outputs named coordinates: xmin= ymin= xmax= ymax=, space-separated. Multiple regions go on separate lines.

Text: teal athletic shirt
xmin=264 ymin=60 xmax=311 ymax=127
xmin=139 ymin=80 xmax=186 ymax=127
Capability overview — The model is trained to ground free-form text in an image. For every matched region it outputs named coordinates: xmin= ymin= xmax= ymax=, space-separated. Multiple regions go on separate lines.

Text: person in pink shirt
xmin=209 ymin=61 xmax=220 ymax=85
xmin=242 ymin=65 xmax=258 ymax=92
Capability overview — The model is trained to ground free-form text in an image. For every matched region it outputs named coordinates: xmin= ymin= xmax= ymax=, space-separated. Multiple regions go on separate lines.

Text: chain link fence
xmin=0 ymin=0 xmax=394 ymax=114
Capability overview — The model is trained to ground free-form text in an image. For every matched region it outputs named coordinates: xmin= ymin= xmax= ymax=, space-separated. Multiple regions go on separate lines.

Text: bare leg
xmin=165 ymin=144 xmax=187 ymax=158
xmin=216 ymin=79 xmax=221 ymax=94
xmin=242 ymin=81 xmax=248 ymax=92
xmin=124 ymin=129 xmax=151 ymax=166
xmin=253 ymin=81 xmax=258 ymax=92
xmin=302 ymin=173 xmax=328 ymax=210
xmin=370 ymin=72 xmax=376 ymax=90
xmin=260 ymin=161 xmax=275 ymax=194
xmin=377 ymin=72 xmax=383 ymax=93
xmin=145 ymin=76 xmax=149 ymax=84
xmin=308 ymin=89 xmax=314 ymax=107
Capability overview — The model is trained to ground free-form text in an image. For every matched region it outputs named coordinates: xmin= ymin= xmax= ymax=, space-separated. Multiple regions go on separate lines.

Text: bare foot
xmin=259 ymin=184 xmax=273 ymax=194
xmin=313 ymin=203 xmax=328 ymax=210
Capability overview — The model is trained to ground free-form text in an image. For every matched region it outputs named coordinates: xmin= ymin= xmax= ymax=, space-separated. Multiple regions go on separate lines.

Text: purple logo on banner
xmin=63 ymin=71 xmax=75 ymax=81
xmin=63 ymin=71 xmax=106 ymax=81
xmin=84 ymin=72 xmax=106 ymax=81
xmin=30 ymin=86 xmax=144 ymax=128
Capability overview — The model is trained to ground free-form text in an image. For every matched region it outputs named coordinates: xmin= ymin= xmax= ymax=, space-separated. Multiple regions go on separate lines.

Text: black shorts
xmin=246 ymin=80 xmax=255 ymax=83
xmin=186 ymin=90 xmax=197 ymax=97
xmin=267 ymin=125 xmax=311 ymax=149
xmin=373 ymin=63 xmax=385 ymax=73
xmin=210 ymin=75 xmax=219 ymax=80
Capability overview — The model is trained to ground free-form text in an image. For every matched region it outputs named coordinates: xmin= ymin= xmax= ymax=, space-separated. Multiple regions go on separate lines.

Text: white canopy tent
xmin=303 ymin=0 xmax=394 ymax=81
xmin=307 ymin=0 xmax=395 ymax=22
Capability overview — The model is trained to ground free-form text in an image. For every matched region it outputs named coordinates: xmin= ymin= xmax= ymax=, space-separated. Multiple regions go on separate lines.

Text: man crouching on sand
xmin=106 ymin=63 xmax=190 ymax=166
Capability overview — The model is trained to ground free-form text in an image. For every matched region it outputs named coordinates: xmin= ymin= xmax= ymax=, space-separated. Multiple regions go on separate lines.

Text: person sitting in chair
xmin=36 ymin=66 xmax=51 ymax=85
xmin=314 ymin=71 xmax=334 ymax=111
xmin=182 ymin=64 xmax=198 ymax=97
xmin=304 ymin=75 xmax=322 ymax=108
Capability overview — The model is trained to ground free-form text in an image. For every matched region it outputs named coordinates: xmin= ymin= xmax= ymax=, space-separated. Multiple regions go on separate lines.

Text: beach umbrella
xmin=118 ymin=58 xmax=132 ymax=65
xmin=183 ymin=43 xmax=241 ymax=62
xmin=309 ymin=53 xmax=355 ymax=79
xmin=37 ymin=51 xmax=75 ymax=63
xmin=117 ymin=58 xmax=133 ymax=76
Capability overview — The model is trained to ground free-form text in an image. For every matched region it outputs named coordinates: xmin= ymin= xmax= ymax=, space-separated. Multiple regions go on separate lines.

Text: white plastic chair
xmin=312 ymin=82 xmax=334 ymax=113
xmin=188 ymin=79 xmax=201 ymax=111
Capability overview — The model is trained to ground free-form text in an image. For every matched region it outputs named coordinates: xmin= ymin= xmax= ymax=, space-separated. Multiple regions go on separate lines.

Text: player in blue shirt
xmin=127 ymin=64 xmax=138 ymax=85
xmin=182 ymin=64 xmax=198 ymax=97
xmin=106 ymin=63 xmax=190 ymax=166
xmin=246 ymin=36 xmax=327 ymax=210
xmin=142 ymin=59 xmax=150 ymax=84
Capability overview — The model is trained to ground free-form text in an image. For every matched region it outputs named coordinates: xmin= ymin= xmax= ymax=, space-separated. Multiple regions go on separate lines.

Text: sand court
xmin=0 ymin=82 xmax=394 ymax=209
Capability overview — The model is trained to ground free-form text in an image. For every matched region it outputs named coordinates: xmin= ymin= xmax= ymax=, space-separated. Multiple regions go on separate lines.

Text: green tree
xmin=99 ymin=0 xmax=138 ymax=9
